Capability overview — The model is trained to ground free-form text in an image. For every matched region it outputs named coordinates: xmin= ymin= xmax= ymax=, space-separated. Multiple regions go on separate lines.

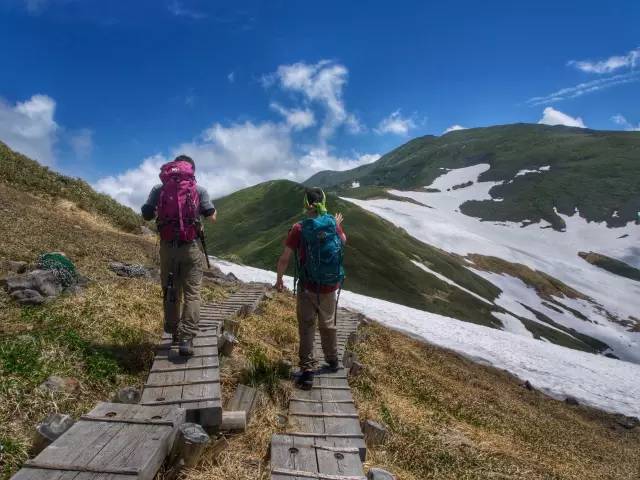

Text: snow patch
xmin=213 ymin=259 xmax=640 ymax=419
xmin=411 ymin=260 xmax=493 ymax=305
xmin=351 ymin=181 xmax=360 ymax=188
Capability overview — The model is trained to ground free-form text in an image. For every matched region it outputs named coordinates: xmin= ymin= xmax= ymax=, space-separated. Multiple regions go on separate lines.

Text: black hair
xmin=174 ymin=154 xmax=195 ymax=170
xmin=305 ymin=187 xmax=324 ymax=205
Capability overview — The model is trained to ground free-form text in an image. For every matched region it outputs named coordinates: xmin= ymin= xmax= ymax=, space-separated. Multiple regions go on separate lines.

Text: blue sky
xmin=0 ymin=0 xmax=638 ymax=207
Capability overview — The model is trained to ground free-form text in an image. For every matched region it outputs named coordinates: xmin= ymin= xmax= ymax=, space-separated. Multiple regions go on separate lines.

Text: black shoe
xmin=325 ymin=359 xmax=339 ymax=372
xmin=296 ymin=370 xmax=314 ymax=390
xmin=179 ymin=339 xmax=194 ymax=356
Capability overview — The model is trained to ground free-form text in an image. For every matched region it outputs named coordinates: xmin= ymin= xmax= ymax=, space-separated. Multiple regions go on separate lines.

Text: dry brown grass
xmin=467 ymin=254 xmax=585 ymax=300
xmin=181 ymin=292 xmax=298 ymax=480
xmin=351 ymin=322 xmax=640 ymax=480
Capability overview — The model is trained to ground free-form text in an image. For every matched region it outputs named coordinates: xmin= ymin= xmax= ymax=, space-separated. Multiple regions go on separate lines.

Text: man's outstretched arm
xmin=275 ymin=246 xmax=293 ymax=291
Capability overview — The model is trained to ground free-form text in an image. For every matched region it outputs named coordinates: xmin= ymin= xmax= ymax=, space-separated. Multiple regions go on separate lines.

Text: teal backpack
xmin=296 ymin=213 xmax=345 ymax=288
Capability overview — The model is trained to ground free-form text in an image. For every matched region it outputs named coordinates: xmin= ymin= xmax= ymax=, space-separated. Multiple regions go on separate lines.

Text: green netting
xmin=36 ymin=253 xmax=77 ymax=287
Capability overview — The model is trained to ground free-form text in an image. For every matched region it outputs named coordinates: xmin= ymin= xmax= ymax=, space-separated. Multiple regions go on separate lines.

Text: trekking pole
xmin=196 ymin=222 xmax=211 ymax=269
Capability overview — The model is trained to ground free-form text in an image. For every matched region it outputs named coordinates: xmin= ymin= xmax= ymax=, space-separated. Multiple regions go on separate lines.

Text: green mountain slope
xmin=205 ymin=179 xmax=502 ymax=326
xmin=0 ymin=142 xmax=141 ymax=232
xmin=305 ymin=124 xmax=640 ymax=230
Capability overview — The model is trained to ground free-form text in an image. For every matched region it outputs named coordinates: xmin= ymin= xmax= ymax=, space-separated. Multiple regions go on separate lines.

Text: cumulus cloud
xmin=95 ymin=120 xmax=379 ymax=209
xmin=611 ymin=114 xmax=640 ymax=131
xmin=0 ymin=94 xmax=58 ymax=165
xmin=375 ymin=110 xmax=416 ymax=135
xmin=568 ymin=48 xmax=640 ymax=74
xmin=270 ymin=103 xmax=316 ymax=131
xmin=443 ymin=124 xmax=466 ymax=134
xmin=538 ymin=107 xmax=586 ymax=128
xmin=267 ymin=60 xmax=363 ymax=139
xmin=69 ymin=128 xmax=93 ymax=159
xmin=95 ymin=60 xmax=382 ymax=209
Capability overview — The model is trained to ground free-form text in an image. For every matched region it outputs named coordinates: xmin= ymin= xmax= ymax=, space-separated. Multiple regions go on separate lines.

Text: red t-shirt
xmin=286 ymin=221 xmax=346 ymax=293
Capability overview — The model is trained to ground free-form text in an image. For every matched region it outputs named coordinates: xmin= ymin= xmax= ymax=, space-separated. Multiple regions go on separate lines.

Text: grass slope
xmin=206 ymin=180 xmax=502 ymax=327
xmin=0 ymin=141 xmax=141 ymax=232
xmin=306 ymin=124 xmax=640 ymax=230
xmin=579 ymin=251 xmax=640 ymax=282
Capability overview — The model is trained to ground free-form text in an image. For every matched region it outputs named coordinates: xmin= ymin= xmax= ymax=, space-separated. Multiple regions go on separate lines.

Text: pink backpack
xmin=156 ymin=160 xmax=200 ymax=242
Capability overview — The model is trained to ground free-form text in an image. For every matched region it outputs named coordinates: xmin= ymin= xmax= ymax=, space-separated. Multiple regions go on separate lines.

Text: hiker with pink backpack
xmin=141 ymin=155 xmax=216 ymax=356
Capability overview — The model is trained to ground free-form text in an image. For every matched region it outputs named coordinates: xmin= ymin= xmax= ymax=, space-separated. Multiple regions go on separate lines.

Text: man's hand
xmin=275 ymin=277 xmax=285 ymax=292
xmin=207 ymin=211 xmax=217 ymax=224
xmin=335 ymin=212 xmax=344 ymax=226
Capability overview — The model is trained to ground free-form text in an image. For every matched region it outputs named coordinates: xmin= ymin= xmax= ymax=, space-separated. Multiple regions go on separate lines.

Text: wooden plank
xmin=225 ymin=384 xmax=261 ymax=421
xmin=11 ymin=403 xmax=184 ymax=480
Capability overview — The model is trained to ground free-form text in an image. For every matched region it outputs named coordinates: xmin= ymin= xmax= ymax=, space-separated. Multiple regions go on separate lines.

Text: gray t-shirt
xmin=141 ymin=184 xmax=215 ymax=221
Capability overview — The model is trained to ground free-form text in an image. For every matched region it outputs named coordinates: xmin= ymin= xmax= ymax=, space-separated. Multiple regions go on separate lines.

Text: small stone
xmin=38 ymin=375 xmax=81 ymax=394
xmin=363 ymin=419 xmax=388 ymax=447
xmin=522 ymin=380 xmax=534 ymax=391
xmin=342 ymin=350 xmax=356 ymax=369
xmin=346 ymin=331 xmax=360 ymax=348
xmin=367 ymin=468 xmax=397 ymax=480
xmin=115 ymin=386 xmax=141 ymax=404
xmin=73 ymin=225 xmax=82 ymax=230
xmin=614 ymin=414 xmax=639 ymax=429
xmin=565 ymin=396 xmax=579 ymax=406
xmin=2 ymin=260 xmax=28 ymax=274
xmin=32 ymin=413 xmax=75 ymax=454
xmin=276 ymin=414 xmax=288 ymax=427
xmin=109 ymin=262 xmax=149 ymax=278
xmin=140 ymin=225 xmax=155 ymax=236
xmin=10 ymin=289 xmax=46 ymax=305
xmin=5 ymin=270 xmax=63 ymax=298
xmin=349 ymin=361 xmax=364 ymax=377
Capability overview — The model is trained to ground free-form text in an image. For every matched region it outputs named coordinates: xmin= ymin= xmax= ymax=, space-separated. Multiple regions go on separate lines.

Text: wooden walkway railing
xmin=270 ymin=309 xmax=367 ymax=480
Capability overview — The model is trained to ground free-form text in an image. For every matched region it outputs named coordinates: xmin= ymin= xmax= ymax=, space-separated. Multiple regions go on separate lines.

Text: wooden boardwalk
xmin=11 ymin=402 xmax=185 ymax=480
xmin=271 ymin=308 xmax=367 ymax=480
xmin=140 ymin=283 xmax=268 ymax=429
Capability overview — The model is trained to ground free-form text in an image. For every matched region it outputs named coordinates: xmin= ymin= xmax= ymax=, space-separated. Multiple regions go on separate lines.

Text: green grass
xmin=0 ymin=141 xmax=142 ymax=232
xmin=206 ymin=179 xmax=502 ymax=327
xmin=306 ymin=124 xmax=640 ymax=229
xmin=578 ymin=251 xmax=640 ymax=282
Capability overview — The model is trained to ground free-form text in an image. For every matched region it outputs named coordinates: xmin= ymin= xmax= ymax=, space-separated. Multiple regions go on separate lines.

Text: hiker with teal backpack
xmin=141 ymin=155 xmax=216 ymax=357
xmin=275 ymin=187 xmax=346 ymax=390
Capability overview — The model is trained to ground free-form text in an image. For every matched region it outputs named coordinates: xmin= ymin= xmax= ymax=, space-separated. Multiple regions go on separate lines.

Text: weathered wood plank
xmin=11 ymin=403 xmax=185 ymax=480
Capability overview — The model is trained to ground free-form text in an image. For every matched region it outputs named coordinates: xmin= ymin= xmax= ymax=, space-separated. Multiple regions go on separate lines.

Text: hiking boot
xmin=295 ymin=370 xmax=314 ymax=390
xmin=325 ymin=359 xmax=340 ymax=373
xmin=179 ymin=339 xmax=194 ymax=356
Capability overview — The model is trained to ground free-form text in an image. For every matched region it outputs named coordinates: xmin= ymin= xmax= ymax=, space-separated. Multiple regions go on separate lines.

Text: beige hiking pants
xmin=160 ymin=240 xmax=203 ymax=340
xmin=297 ymin=288 xmax=338 ymax=370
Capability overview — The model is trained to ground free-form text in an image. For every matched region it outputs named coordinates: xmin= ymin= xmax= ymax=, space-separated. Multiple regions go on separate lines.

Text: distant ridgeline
xmin=305 ymin=124 xmax=640 ymax=230
xmin=0 ymin=141 xmax=141 ymax=232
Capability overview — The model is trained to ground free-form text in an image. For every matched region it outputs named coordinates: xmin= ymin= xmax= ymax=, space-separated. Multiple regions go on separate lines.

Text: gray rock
xmin=32 ymin=413 xmax=75 ymax=454
xmin=5 ymin=270 xmax=63 ymax=298
xmin=522 ymin=380 xmax=535 ymax=391
xmin=115 ymin=386 xmax=141 ymax=404
xmin=363 ymin=419 xmax=388 ymax=447
xmin=367 ymin=468 xmax=397 ymax=480
xmin=10 ymin=289 xmax=46 ymax=305
xmin=565 ymin=395 xmax=579 ymax=406
xmin=140 ymin=225 xmax=155 ymax=236
xmin=614 ymin=414 xmax=639 ymax=429
xmin=109 ymin=262 xmax=150 ymax=278
xmin=349 ymin=360 xmax=364 ymax=377
xmin=38 ymin=375 xmax=81 ymax=394
xmin=2 ymin=260 xmax=28 ymax=274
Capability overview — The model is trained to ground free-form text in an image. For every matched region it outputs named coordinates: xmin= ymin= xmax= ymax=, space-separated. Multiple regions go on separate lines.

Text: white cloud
xmin=95 ymin=119 xmax=380 ymax=209
xmin=270 ymin=103 xmax=315 ymax=131
xmin=69 ymin=128 xmax=93 ymax=159
xmin=375 ymin=110 xmax=416 ymax=136
xmin=227 ymin=71 xmax=235 ymax=83
xmin=0 ymin=94 xmax=58 ymax=165
xmin=95 ymin=60 xmax=381 ymax=209
xmin=568 ymin=48 xmax=640 ymax=74
xmin=538 ymin=107 xmax=586 ymax=128
xmin=611 ymin=114 xmax=640 ymax=131
xmin=443 ymin=124 xmax=466 ymax=134
xmin=526 ymin=71 xmax=640 ymax=106
xmin=167 ymin=0 xmax=206 ymax=19
xmin=23 ymin=0 xmax=47 ymax=13
xmin=269 ymin=60 xmax=362 ymax=139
